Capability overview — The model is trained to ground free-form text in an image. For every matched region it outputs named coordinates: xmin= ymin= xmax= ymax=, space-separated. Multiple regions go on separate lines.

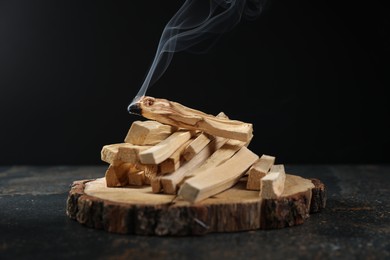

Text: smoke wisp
xmin=129 ymin=0 xmax=266 ymax=110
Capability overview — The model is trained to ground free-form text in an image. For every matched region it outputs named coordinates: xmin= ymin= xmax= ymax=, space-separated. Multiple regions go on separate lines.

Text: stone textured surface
xmin=0 ymin=165 xmax=389 ymax=259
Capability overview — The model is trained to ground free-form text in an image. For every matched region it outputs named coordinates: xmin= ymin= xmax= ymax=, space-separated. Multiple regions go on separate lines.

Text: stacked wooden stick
xmin=101 ymin=96 xmax=286 ymax=203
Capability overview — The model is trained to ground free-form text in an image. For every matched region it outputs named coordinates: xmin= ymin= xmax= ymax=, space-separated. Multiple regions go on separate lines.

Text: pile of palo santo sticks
xmin=101 ymin=96 xmax=286 ymax=203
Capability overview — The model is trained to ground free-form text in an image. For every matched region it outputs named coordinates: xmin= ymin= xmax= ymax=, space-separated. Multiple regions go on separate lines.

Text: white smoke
xmin=129 ymin=0 xmax=267 ymax=110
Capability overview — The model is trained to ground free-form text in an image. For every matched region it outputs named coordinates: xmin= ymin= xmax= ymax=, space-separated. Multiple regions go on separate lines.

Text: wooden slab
xmin=66 ymin=174 xmax=326 ymax=236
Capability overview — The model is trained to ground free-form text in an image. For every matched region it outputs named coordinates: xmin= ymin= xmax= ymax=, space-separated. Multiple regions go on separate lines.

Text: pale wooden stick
xmin=182 ymin=112 xmax=229 ymax=161
xmin=105 ymin=163 xmax=131 ymax=187
xmin=132 ymin=96 xmax=253 ymax=142
xmin=159 ymin=139 xmax=193 ymax=174
xmin=159 ymin=136 xmax=228 ymax=194
xmin=183 ymin=139 xmax=246 ymax=180
xmin=151 ymin=176 xmax=162 ymax=193
xmin=246 ymin=154 xmax=276 ymax=190
xmin=260 ymin=164 xmax=286 ymax=199
xmin=101 ymin=144 xmax=122 ymax=164
xmin=160 ymin=160 xmax=180 ymax=175
xmin=182 ymin=133 xmax=212 ymax=161
xmin=178 ymin=146 xmax=259 ymax=203
xmin=128 ymin=170 xmax=145 ymax=186
xmin=101 ymin=143 xmax=151 ymax=165
xmin=105 ymin=162 xmax=155 ymax=187
xmin=118 ymin=145 xmax=152 ymax=163
xmin=131 ymin=163 xmax=158 ymax=184
xmin=138 ymin=130 xmax=192 ymax=164
xmin=125 ymin=120 xmax=176 ymax=145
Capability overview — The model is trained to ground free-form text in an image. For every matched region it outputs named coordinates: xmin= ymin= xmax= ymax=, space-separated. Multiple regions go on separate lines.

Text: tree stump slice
xmin=66 ymin=174 xmax=326 ymax=236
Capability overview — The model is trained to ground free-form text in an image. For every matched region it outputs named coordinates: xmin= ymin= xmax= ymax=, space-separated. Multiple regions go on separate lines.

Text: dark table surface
xmin=0 ymin=165 xmax=389 ymax=259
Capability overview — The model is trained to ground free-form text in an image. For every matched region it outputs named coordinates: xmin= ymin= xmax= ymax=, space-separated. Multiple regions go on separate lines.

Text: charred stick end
xmin=128 ymin=96 xmax=148 ymax=115
xmin=128 ymin=103 xmax=142 ymax=115
xmin=127 ymin=96 xmax=155 ymax=116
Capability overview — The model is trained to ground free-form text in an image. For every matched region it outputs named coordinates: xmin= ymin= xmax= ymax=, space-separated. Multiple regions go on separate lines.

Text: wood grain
xmin=66 ymin=174 xmax=326 ymax=236
xmin=135 ymin=96 xmax=253 ymax=142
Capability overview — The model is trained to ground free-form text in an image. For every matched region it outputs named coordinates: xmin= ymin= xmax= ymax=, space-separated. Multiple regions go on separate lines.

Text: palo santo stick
xmin=182 ymin=112 xmax=229 ymax=162
xmin=178 ymin=146 xmax=259 ymax=203
xmin=125 ymin=120 xmax=176 ymax=145
xmin=246 ymin=154 xmax=276 ymax=190
xmin=183 ymin=139 xmax=246 ymax=180
xmin=118 ymin=145 xmax=152 ymax=163
xmin=143 ymin=174 xmax=151 ymax=185
xmin=182 ymin=133 xmax=212 ymax=161
xmin=128 ymin=170 xmax=145 ymax=186
xmin=138 ymin=130 xmax=192 ymax=164
xmin=101 ymin=144 xmax=122 ymax=164
xmin=151 ymin=176 xmax=162 ymax=193
xmin=159 ymin=139 xmax=193 ymax=174
xmin=160 ymin=160 xmax=180 ymax=175
xmin=160 ymin=136 xmax=228 ymax=194
xmin=131 ymin=163 xmax=157 ymax=184
xmin=105 ymin=163 xmax=131 ymax=187
xmin=101 ymin=143 xmax=151 ymax=165
xmin=154 ymin=113 xmax=227 ymax=192
xmin=130 ymin=96 xmax=253 ymax=142
xmin=260 ymin=164 xmax=286 ymax=199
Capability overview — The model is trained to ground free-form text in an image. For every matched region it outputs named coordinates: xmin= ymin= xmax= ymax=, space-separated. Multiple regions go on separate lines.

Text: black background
xmin=1 ymin=0 xmax=389 ymax=165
